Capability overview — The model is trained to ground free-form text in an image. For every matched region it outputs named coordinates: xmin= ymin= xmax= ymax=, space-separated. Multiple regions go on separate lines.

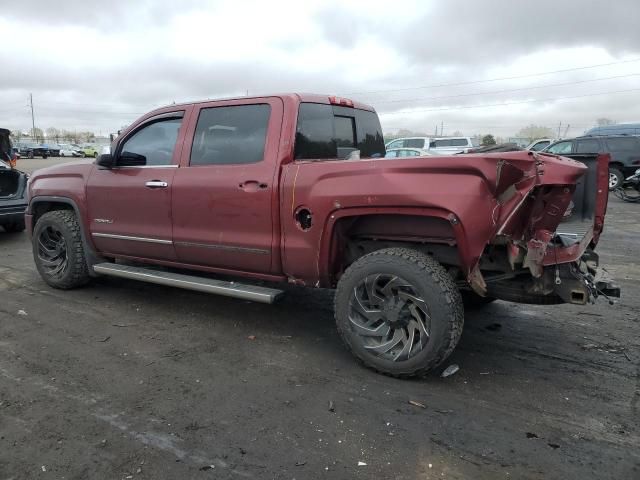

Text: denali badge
xmin=94 ymin=218 xmax=113 ymax=224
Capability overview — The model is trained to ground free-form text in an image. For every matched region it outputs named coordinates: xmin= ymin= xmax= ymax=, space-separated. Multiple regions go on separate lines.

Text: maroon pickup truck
xmin=26 ymin=93 xmax=619 ymax=377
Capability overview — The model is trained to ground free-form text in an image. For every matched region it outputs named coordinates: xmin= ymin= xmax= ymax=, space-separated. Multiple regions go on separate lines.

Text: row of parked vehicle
xmin=11 ymin=142 xmax=102 ymax=159
xmin=384 ymin=132 xmax=640 ymax=190
xmin=384 ymin=136 xmax=476 ymax=158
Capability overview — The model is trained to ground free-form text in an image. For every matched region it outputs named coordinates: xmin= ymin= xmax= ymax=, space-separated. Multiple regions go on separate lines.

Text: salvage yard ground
xmin=1 ymin=158 xmax=638 ymax=479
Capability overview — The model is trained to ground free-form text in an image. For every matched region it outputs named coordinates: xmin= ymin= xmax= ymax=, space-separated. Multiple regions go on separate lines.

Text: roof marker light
xmin=328 ymin=96 xmax=354 ymax=107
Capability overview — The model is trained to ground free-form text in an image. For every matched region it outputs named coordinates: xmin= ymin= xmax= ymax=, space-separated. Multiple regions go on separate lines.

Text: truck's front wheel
xmin=335 ymin=248 xmax=464 ymax=378
xmin=32 ymin=210 xmax=90 ymax=289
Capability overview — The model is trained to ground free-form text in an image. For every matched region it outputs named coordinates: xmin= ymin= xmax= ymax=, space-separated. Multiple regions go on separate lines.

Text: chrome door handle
xmin=145 ymin=180 xmax=168 ymax=188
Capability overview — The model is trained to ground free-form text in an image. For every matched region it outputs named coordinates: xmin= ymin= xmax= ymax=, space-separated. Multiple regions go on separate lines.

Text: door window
xmin=119 ymin=118 xmax=182 ymax=166
xmin=575 ymin=139 xmax=601 ymax=153
xmin=398 ymin=149 xmax=420 ymax=157
xmin=405 ymin=139 xmax=425 ymax=148
xmin=530 ymin=140 xmax=550 ymax=151
xmin=190 ymin=104 xmax=271 ymax=166
xmin=546 ymin=141 xmax=572 ymax=154
xmin=605 ymin=137 xmax=639 ymax=151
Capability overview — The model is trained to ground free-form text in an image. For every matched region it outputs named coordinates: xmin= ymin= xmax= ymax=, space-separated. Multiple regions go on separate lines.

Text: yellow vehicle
xmin=81 ymin=145 xmax=99 ymax=158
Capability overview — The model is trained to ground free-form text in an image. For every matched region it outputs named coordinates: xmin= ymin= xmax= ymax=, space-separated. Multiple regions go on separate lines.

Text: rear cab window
xmin=294 ymin=103 xmax=385 ymax=160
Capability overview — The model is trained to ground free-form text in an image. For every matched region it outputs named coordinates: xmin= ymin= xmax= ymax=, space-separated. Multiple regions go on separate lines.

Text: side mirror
xmin=96 ymin=153 xmax=114 ymax=169
xmin=118 ymin=151 xmax=147 ymax=167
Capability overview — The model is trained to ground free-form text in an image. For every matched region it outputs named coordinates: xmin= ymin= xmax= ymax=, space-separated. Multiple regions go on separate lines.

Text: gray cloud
xmin=2 ymin=0 xmax=640 ymax=139
xmin=3 ymin=0 xmax=207 ymax=29
xmin=405 ymin=1 xmax=640 ymax=64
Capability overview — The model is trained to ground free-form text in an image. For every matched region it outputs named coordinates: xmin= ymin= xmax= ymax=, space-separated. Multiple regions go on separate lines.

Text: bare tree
xmin=32 ymin=127 xmax=44 ymax=143
xmin=516 ymin=124 xmax=554 ymax=141
xmin=46 ymin=127 xmax=61 ymax=143
xmin=60 ymin=130 xmax=75 ymax=143
xmin=10 ymin=130 xmax=23 ymax=143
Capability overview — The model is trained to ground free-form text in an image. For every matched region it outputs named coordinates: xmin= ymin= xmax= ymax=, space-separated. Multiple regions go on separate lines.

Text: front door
xmin=86 ymin=113 xmax=186 ymax=260
xmin=171 ymin=98 xmax=283 ymax=274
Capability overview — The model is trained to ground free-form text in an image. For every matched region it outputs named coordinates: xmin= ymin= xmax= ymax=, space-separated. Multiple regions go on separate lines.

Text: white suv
xmin=428 ymin=137 xmax=475 ymax=154
xmin=385 ymin=137 xmax=431 ymax=150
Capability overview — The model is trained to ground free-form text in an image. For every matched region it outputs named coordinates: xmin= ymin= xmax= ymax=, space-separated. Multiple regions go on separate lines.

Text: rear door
xmin=604 ymin=137 xmax=640 ymax=172
xmin=86 ymin=111 xmax=188 ymax=260
xmin=171 ymin=98 xmax=283 ymax=273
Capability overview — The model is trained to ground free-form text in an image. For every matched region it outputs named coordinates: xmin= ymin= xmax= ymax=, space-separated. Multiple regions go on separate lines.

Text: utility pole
xmin=557 ymin=121 xmax=562 ymax=139
xmin=29 ymin=93 xmax=36 ymax=141
xmin=440 ymin=121 xmax=444 ymax=137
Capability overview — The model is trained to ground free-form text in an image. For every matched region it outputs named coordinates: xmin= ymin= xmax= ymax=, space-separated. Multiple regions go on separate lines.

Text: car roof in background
xmin=576 ymin=134 xmax=640 ymax=139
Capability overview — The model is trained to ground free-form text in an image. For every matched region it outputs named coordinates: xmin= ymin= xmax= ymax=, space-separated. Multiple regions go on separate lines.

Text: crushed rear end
xmin=476 ymin=152 xmax=620 ymax=305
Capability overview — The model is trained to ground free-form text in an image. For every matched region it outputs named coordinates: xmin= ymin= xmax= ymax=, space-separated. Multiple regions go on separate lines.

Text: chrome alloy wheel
xmin=37 ymin=225 xmax=69 ymax=278
xmin=348 ymin=274 xmax=431 ymax=362
xmin=609 ymin=172 xmax=619 ymax=189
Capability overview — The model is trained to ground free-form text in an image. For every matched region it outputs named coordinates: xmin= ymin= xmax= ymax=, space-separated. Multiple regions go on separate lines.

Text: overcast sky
xmin=2 ymin=0 xmax=640 ymax=139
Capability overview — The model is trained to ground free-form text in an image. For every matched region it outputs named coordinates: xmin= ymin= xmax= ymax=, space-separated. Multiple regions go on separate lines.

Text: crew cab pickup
xmin=26 ymin=93 xmax=619 ymax=377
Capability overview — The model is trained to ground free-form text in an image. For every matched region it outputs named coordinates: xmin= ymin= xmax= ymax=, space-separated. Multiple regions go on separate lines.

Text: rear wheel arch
xmin=321 ymin=210 xmax=465 ymax=287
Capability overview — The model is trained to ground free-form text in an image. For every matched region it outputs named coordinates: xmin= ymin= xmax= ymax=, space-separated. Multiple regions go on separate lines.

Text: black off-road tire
xmin=335 ymin=248 xmax=464 ymax=378
xmin=461 ymin=290 xmax=496 ymax=309
xmin=2 ymin=220 xmax=26 ymax=233
xmin=32 ymin=210 xmax=90 ymax=289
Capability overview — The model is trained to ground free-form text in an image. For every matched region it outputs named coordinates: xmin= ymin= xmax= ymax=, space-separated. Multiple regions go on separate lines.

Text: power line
xmin=370 ymin=73 xmax=640 ymax=105
xmin=378 ymin=87 xmax=640 ymax=116
xmin=346 ymin=58 xmax=640 ymax=95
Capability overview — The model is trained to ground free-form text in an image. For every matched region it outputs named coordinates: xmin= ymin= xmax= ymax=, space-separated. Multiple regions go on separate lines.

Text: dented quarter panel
xmin=280 ymin=150 xmax=589 ymax=287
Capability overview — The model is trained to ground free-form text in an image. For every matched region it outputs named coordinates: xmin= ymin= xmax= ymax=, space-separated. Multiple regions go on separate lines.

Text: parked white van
xmin=428 ymin=137 xmax=475 ymax=154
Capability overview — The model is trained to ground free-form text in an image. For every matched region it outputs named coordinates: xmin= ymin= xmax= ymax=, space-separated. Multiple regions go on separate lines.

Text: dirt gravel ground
xmin=1 ymin=158 xmax=638 ymax=479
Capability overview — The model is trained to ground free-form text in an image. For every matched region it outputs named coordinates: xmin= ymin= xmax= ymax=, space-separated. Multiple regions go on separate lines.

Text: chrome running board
xmin=93 ymin=263 xmax=283 ymax=304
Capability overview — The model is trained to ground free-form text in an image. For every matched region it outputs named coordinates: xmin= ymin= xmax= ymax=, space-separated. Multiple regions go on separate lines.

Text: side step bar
xmin=93 ymin=263 xmax=284 ymax=304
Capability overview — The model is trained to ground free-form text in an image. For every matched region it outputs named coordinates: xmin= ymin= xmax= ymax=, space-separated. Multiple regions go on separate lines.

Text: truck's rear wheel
xmin=32 ymin=210 xmax=90 ymax=289
xmin=335 ymin=248 xmax=464 ymax=378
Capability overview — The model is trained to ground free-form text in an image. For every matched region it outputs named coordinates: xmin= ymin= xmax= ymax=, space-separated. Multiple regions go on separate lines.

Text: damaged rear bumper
xmin=548 ymin=250 xmax=620 ymax=305
xmin=484 ymin=249 xmax=621 ymax=305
